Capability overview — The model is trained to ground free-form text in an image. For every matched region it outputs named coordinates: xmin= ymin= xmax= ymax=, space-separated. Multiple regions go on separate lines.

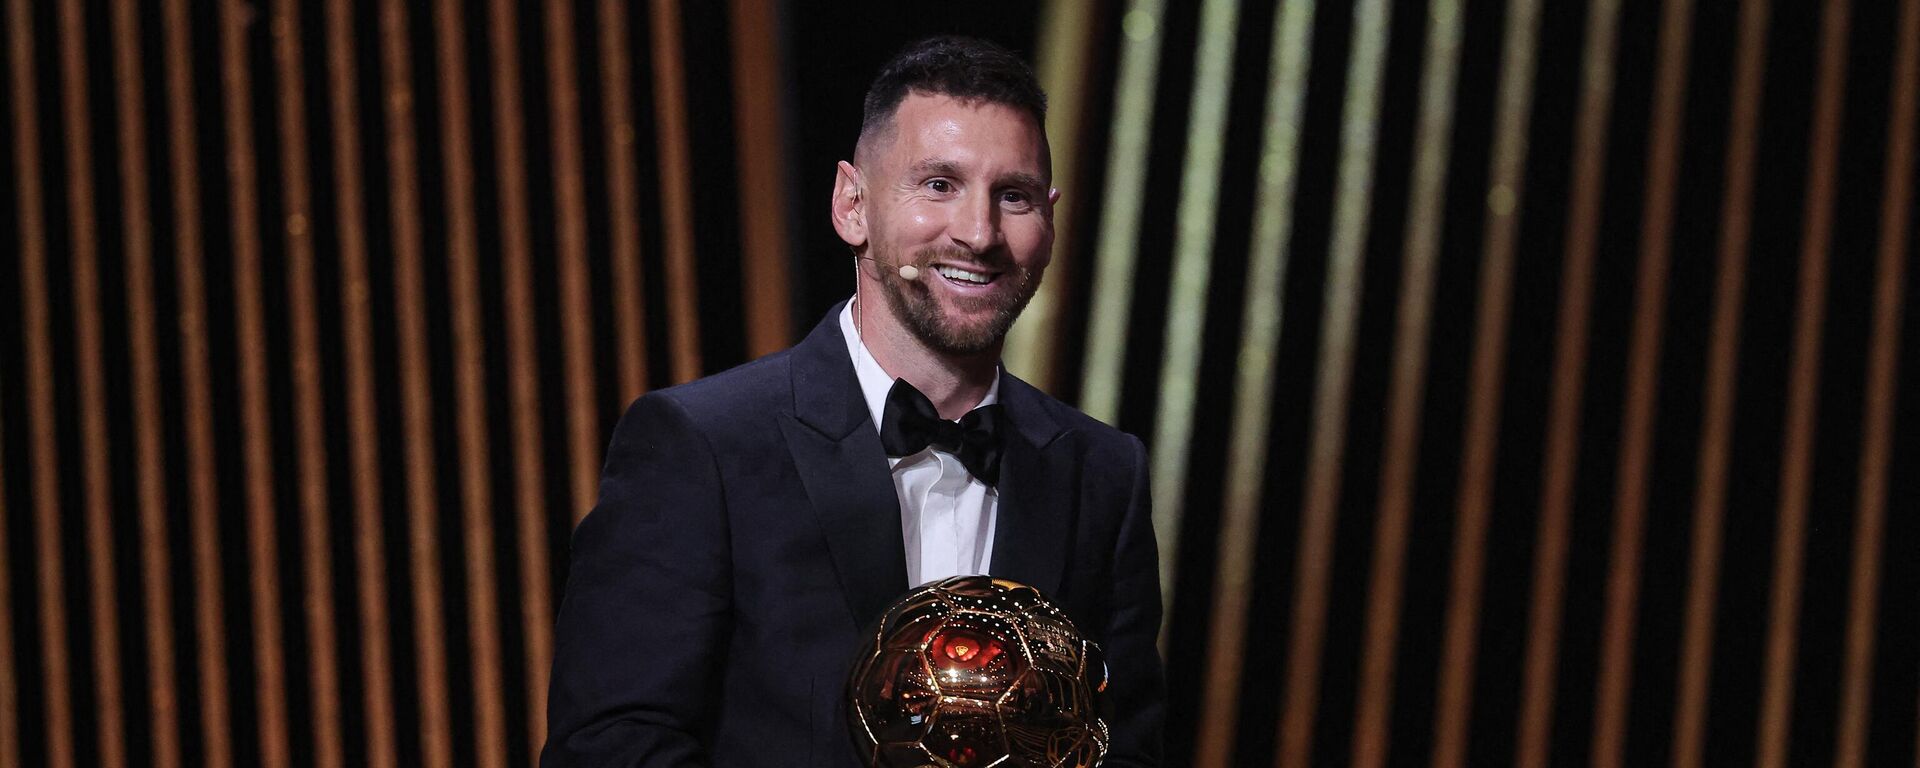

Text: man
xmin=544 ymin=36 xmax=1164 ymax=766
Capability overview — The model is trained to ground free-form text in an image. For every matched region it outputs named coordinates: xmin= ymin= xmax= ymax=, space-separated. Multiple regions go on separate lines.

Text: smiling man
xmin=544 ymin=37 xmax=1164 ymax=766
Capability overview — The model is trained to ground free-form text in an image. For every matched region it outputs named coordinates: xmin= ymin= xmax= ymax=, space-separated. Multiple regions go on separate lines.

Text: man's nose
xmin=946 ymin=193 xmax=1001 ymax=255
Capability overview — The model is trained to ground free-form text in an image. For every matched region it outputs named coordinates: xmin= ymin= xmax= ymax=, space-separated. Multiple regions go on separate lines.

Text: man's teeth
xmin=934 ymin=265 xmax=994 ymax=284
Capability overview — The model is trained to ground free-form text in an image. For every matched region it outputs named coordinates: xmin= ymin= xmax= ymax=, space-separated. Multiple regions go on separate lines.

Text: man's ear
xmin=831 ymin=160 xmax=868 ymax=247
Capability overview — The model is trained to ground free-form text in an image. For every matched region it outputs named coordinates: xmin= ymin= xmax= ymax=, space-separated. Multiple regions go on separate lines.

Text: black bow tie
xmin=878 ymin=378 xmax=1005 ymax=486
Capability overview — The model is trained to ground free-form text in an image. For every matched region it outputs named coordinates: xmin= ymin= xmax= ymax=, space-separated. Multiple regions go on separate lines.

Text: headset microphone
xmin=856 ymin=253 xmax=922 ymax=282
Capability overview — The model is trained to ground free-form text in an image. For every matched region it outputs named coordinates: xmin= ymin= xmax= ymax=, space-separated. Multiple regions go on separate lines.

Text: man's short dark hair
xmin=859 ymin=36 xmax=1048 ymax=144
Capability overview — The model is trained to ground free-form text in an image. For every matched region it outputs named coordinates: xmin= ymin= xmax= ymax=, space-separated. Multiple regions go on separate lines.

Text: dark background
xmin=2 ymin=0 xmax=1917 ymax=766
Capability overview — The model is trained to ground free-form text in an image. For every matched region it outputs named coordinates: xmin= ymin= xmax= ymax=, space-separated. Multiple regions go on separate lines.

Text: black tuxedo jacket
xmin=543 ymin=303 xmax=1165 ymax=766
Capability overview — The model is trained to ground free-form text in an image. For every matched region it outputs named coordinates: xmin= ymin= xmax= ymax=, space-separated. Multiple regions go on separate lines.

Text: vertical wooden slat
xmin=159 ymin=0 xmax=234 ymax=761
xmin=1835 ymin=1 xmax=1919 ymax=764
xmin=729 ymin=0 xmax=793 ymax=357
xmin=1513 ymin=0 xmax=1623 ymax=760
xmin=1430 ymin=0 xmax=1542 ymax=765
xmin=107 ymin=0 xmax=183 ymax=764
xmin=1273 ymin=0 xmax=1392 ymax=763
xmin=265 ymin=4 xmax=345 ymax=766
xmin=427 ymin=1 xmax=508 ymax=764
xmin=1670 ymin=4 xmax=1768 ymax=766
xmin=1756 ymin=1 xmax=1849 ymax=765
xmin=597 ymin=0 xmax=649 ymax=402
xmin=1156 ymin=0 xmax=1241 ymax=572
xmin=1078 ymin=0 xmax=1167 ymax=423
xmin=215 ymin=0 xmax=292 ymax=762
xmin=1587 ymin=0 xmax=1685 ymax=760
xmin=544 ymin=0 xmax=600 ymax=540
xmin=0 ymin=31 xmax=21 ymax=733
xmin=1350 ymin=0 xmax=1462 ymax=764
xmin=650 ymin=0 xmax=702 ymax=384
xmin=319 ymin=0 xmax=399 ymax=764
xmin=25 ymin=11 xmax=80 ymax=768
xmin=483 ymin=0 xmax=558 ymax=744
xmin=1195 ymin=0 xmax=1317 ymax=763
xmin=7 ymin=45 xmax=74 ymax=744
xmin=52 ymin=0 xmax=129 ymax=763
xmin=1151 ymin=0 xmax=1240 ymax=679
xmin=374 ymin=0 xmax=455 ymax=764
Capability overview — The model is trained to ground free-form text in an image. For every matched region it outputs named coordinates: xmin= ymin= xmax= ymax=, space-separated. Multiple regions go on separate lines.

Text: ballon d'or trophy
xmin=845 ymin=575 xmax=1109 ymax=767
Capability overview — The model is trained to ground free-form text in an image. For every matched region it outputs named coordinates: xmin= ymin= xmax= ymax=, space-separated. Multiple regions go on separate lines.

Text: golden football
xmin=845 ymin=575 xmax=1109 ymax=768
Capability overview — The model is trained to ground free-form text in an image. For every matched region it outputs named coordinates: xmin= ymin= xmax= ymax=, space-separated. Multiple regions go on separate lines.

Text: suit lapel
xmin=778 ymin=308 xmax=1081 ymax=622
xmin=987 ymin=373 xmax=1074 ymax=600
xmin=782 ymin=303 xmax=909 ymax=629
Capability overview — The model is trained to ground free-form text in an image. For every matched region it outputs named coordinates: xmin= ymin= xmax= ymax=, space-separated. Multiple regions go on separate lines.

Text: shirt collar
xmin=839 ymin=297 xmax=1000 ymax=434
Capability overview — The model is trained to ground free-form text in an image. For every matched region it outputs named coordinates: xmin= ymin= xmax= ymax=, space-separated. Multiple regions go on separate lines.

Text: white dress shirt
xmin=840 ymin=299 xmax=999 ymax=588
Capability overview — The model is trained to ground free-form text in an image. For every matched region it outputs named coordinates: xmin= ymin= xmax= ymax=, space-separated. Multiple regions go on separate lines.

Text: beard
xmin=874 ymin=244 xmax=1042 ymax=356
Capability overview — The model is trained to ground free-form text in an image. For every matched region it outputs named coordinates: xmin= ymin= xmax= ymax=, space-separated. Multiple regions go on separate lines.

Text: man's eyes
xmin=921 ymin=179 xmax=1037 ymax=210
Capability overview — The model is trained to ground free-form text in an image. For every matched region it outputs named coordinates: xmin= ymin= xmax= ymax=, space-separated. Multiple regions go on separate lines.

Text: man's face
xmin=857 ymin=93 xmax=1055 ymax=355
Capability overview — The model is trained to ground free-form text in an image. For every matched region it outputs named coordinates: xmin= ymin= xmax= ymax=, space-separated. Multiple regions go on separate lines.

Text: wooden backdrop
xmin=3 ymin=0 xmax=1917 ymax=766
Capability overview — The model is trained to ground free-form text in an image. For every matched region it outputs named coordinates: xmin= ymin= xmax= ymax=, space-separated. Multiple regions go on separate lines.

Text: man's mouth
xmin=931 ymin=264 xmax=1001 ymax=286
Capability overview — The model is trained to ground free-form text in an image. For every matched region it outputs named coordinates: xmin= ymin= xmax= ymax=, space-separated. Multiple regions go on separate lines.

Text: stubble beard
xmin=875 ymin=244 xmax=1042 ymax=356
